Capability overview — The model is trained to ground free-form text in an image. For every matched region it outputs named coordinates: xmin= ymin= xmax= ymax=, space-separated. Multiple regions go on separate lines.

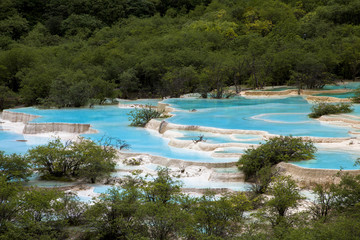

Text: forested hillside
xmin=1 ymin=0 xmax=360 ymax=108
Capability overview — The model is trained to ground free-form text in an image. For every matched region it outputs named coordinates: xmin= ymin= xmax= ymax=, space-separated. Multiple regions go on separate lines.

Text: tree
xmin=0 ymin=178 xmax=22 ymax=234
xmin=85 ymin=184 xmax=145 ymax=239
xmin=249 ymin=165 xmax=279 ymax=195
xmin=117 ymin=68 xmax=140 ymax=99
xmin=0 ymin=151 xmax=31 ymax=182
xmin=238 ymin=136 xmax=316 ymax=180
xmin=161 ymin=66 xmax=199 ymax=97
xmin=289 ymin=52 xmax=336 ymax=91
xmin=332 ymin=173 xmax=360 ymax=210
xmin=6 ymin=188 xmax=71 ymax=240
xmin=0 ymin=14 xmax=29 ymax=40
xmin=73 ymin=138 xmax=117 ymax=183
xmin=27 ymin=137 xmax=119 ymax=183
xmin=0 ymin=182 xmax=79 ymax=240
xmin=86 ymin=168 xmax=187 ymax=240
xmin=352 ymin=87 xmax=360 ymax=103
xmin=189 ymin=191 xmax=252 ymax=238
xmin=308 ymin=103 xmax=353 ymax=118
xmin=0 ymin=47 xmax=37 ymax=92
xmin=61 ymin=14 xmax=104 ymax=38
xmin=310 ymin=183 xmax=336 ymax=221
xmin=141 ymin=168 xmax=188 ymax=240
xmin=68 ymin=80 xmax=92 ymax=107
xmin=261 ymin=176 xmax=304 ymax=226
xmin=245 ymin=37 xmax=273 ymax=89
xmin=128 ymin=105 xmax=164 ymax=127
xmin=19 ymin=64 xmax=55 ymax=106
xmin=340 ymin=36 xmax=360 ymax=80
xmin=0 ymin=85 xmax=18 ymax=110
xmin=143 ymin=167 xmax=182 ymax=204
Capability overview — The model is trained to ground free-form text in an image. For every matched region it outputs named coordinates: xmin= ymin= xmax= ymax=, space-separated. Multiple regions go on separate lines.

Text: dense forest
xmin=2 ymin=151 xmax=360 ymax=240
xmin=1 ymin=0 xmax=360 ymax=109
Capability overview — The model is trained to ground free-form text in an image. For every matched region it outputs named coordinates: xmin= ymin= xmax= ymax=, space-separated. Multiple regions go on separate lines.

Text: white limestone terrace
xmin=1 ymin=110 xmax=97 ymax=136
xmin=2 ymin=91 xmax=360 ymax=191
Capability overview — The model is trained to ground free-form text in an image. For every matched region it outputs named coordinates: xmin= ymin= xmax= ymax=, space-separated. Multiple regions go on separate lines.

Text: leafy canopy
xmin=238 ymin=135 xmax=316 ymax=180
xmin=308 ymin=102 xmax=353 ymax=118
xmin=128 ymin=105 xmax=164 ymax=127
xmin=0 ymin=151 xmax=31 ymax=182
xmin=27 ymin=137 xmax=120 ymax=183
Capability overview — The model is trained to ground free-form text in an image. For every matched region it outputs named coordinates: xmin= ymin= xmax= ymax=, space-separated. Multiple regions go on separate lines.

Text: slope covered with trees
xmin=1 ymin=0 xmax=360 ymax=108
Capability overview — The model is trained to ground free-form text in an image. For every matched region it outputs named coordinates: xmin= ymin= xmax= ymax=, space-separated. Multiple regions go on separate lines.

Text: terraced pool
xmin=1 ymin=95 xmax=360 ymax=170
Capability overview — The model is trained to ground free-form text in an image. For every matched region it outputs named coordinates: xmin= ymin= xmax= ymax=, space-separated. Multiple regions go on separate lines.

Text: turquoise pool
xmin=293 ymin=150 xmax=360 ymax=170
xmin=2 ymin=95 xmax=360 ymax=169
xmin=5 ymin=106 xmax=232 ymax=163
xmin=174 ymin=130 xmax=262 ymax=144
xmin=164 ymin=97 xmax=352 ymax=137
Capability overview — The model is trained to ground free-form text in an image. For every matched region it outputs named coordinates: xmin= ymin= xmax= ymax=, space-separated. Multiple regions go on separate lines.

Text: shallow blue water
xmin=164 ymin=97 xmax=352 ymax=137
xmin=3 ymin=96 xmax=360 ymax=169
xmin=214 ymin=147 xmax=245 ymax=154
xmin=0 ymin=131 xmax=29 ymax=154
xmin=8 ymin=106 xmax=231 ymax=163
xmin=293 ymin=150 xmax=360 ymax=170
xmin=93 ymin=185 xmax=114 ymax=194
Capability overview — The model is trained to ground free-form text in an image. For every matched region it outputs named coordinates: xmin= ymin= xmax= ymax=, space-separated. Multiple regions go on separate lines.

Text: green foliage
xmin=143 ymin=167 xmax=182 ymax=203
xmin=0 ymin=14 xmax=29 ymax=40
xmin=0 ymin=177 xmax=23 ymax=234
xmin=0 ymin=0 xmax=359 ymax=106
xmin=27 ymin=137 xmax=118 ymax=183
xmin=85 ymin=167 xmax=253 ymax=239
xmin=85 ymin=167 xmax=186 ymax=239
xmin=331 ymin=173 xmax=360 ymax=210
xmin=0 ymin=85 xmax=18 ymax=110
xmin=249 ymin=165 xmax=278 ymax=194
xmin=352 ymin=87 xmax=360 ymax=103
xmin=308 ymin=102 xmax=353 ymax=118
xmin=0 ymin=180 xmax=83 ymax=240
xmin=310 ymin=183 xmax=336 ymax=221
xmin=238 ymin=135 xmax=316 ymax=180
xmin=85 ymin=184 xmax=145 ymax=239
xmin=258 ymin=176 xmax=304 ymax=227
xmin=188 ymin=191 xmax=252 ymax=238
xmin=128 ymin=105 xmax=164 ymax=127
xmin=0 ymin=151 xmax=31 ymax=182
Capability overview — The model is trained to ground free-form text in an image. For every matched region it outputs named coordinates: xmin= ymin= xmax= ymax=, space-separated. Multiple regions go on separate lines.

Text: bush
xmin=27 ymin=137 xmax=122 ymax=183
xmin=0 ymin=151 xmax=31 ymax=182
xmin=127 ymin=105 xmax=164 ymax=127
xmin=352 ymin=87 xmax=360 ymax=103
xmin=0 ymin=86 xmax=19 ymax=110
xmin=308 ymin=102 xmax=353 ymax=118
xmin=238 ymin=136 xmax=316 ymax=180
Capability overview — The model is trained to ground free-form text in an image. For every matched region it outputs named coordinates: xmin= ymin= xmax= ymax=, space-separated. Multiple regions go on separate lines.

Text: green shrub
xmin=123 ymin=158 xmax=142 ymax=165
xmin=0 ymin=151 xmax=31 ymax=182
xmin=238 ymin=136 xmax=316 ymax=180
xmin=127 ymin=105 xmax=164 ymax=127
xmin=352 ymin=87 xmax=360 ymax=103
xmin=308 ymin=103 xmax=353 ymax=118
xmin=27 ymin=137 xmax=120 ymax=183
